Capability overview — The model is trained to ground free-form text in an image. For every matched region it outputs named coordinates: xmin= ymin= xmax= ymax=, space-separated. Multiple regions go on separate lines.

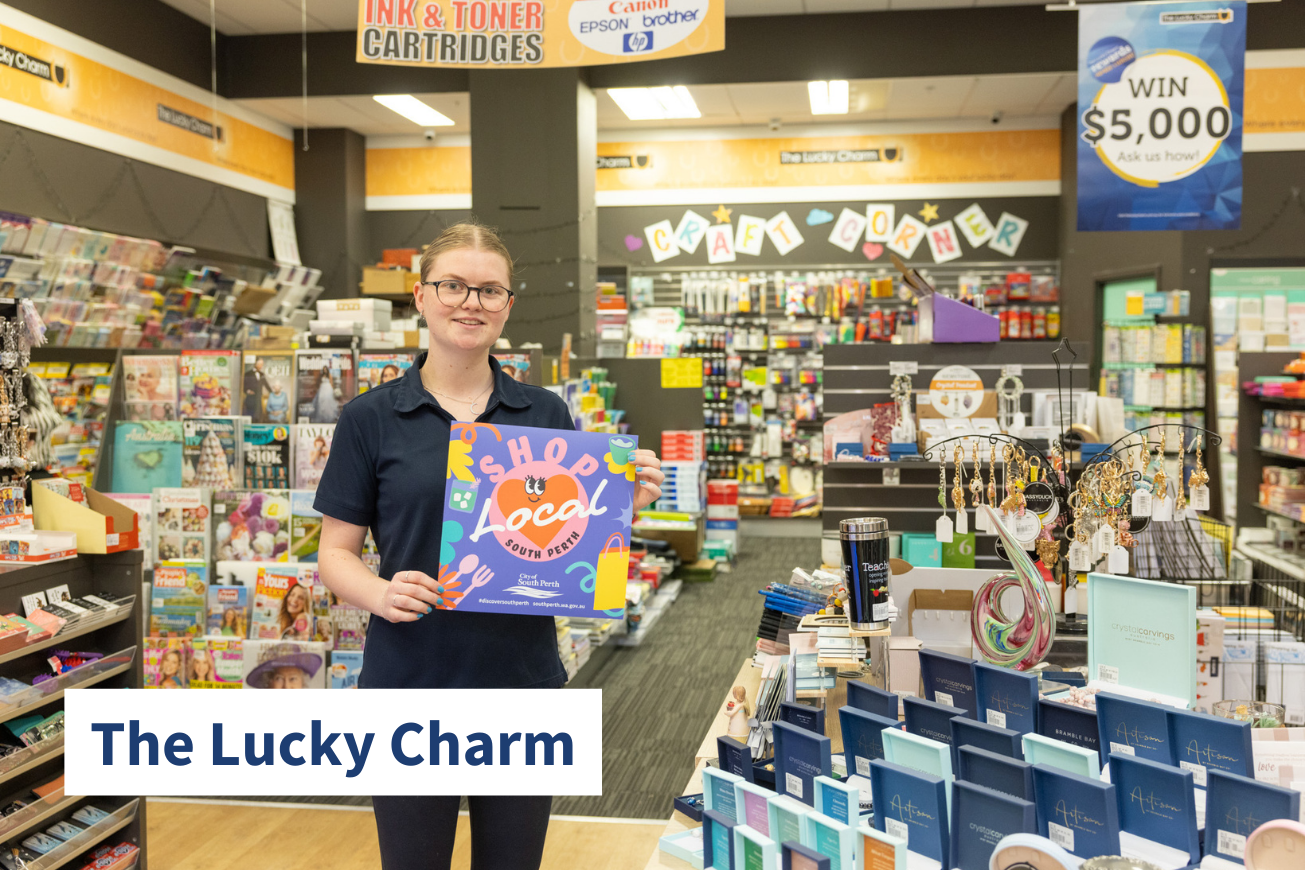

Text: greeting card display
xmin=439 ymin=423 xmax=637 ymax=618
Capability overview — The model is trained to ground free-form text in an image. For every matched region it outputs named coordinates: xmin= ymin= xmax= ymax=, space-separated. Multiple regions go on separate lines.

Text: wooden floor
xmin=147 ymin=799 xmax=664 ymax=870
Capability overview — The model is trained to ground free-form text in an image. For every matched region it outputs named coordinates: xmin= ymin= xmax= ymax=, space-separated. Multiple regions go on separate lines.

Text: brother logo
xmin=623 ymin=30 xmax=653 ymax=52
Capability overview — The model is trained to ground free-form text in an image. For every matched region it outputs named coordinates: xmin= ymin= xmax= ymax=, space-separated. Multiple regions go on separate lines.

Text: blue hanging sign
xmin=1077 ymin=1 xmax=1246 ymax=231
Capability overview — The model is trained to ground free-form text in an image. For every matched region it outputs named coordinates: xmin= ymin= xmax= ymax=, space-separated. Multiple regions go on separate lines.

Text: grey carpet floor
xmin=206 ymin=534 xmax=820 ymax=819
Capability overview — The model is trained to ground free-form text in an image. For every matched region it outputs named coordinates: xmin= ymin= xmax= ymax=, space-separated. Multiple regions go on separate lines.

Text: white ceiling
xmin=236 ymin=92 xmax=470 ymax=134
xmin=163 ymin=0 xmax=1055 ymax=35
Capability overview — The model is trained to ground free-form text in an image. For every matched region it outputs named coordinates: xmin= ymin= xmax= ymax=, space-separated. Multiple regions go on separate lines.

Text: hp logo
xmin=623 ymin=31 xmax=653 ymax=52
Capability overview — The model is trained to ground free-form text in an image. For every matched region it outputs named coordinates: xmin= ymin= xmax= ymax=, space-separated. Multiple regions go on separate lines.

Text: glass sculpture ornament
xmin=971 ymin=505 xmax=1057 ymax=669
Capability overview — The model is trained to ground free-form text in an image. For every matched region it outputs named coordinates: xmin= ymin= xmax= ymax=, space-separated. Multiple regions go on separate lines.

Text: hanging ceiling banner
xmin=1077 ymin=1 xmax=1246 ymax=231
xmin=356 ymin=0 xmax=724 ymax=68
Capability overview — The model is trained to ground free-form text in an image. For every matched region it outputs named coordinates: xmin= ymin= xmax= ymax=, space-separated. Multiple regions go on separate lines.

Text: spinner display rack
xmin=0 ymin=552 xmax=146 ymax=866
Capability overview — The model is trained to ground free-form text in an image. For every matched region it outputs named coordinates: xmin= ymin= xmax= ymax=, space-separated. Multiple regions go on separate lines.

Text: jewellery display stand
xmin=0 ymin=552 xmax=146 ymax=867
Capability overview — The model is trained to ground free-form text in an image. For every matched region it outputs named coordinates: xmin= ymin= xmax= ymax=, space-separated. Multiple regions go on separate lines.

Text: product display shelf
xmin=1254 ymin=503 xmax=1305 ymax=524
xmin=1235 ymin=351 xmax=1302 ymax=526
xmin=645 ymin=658 xmax=763 ymax=870
xmin=0 ymin=552 xmax=147 ymax=866
xmin=822 ymin=341 xmax=1090 ymax=569
xmin=0 ymin=597 xmax=136 ymax=669
xmin=1257 ymin=447 xmax=1305 ymax=462
xmin=613 ymin=580 xmax=683 ymax=648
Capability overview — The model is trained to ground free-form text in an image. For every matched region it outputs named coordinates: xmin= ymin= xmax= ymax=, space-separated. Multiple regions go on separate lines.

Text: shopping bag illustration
xmin=594 ymin=533 xmax=629 ymax=610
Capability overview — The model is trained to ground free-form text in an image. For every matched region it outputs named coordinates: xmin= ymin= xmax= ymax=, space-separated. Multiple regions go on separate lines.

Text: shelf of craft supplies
xmin=0 ymin=646 xmax=136 ymax=726
xmin=0 ymin=597 xmax=135 ymax=669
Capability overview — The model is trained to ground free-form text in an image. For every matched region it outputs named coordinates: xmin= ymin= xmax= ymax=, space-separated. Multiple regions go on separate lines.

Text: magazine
xmin=206 ymin=584 xmax=250 ymax=637
xmin=358 ymin=353 xmax=413 ymax=393
xmin=190 ymin=637 xmax=243 ymax=688
xmin=250 ymin=565 xmax=316 ymax=640
xmin=178 ymin=350 xmax=241 ymax=417
xmin=492 ymin=352 xmax=532 ymax=384
xmin=241 ymin=638 xmax=327 ymax=689
xmin=242 ymin=352 xmax=295 ymax=424
xmin=293 ymin=425 xmax=334 ymax=490
xmin=243 ymin=424 xmax=292 ymax=489
xmin=290 ymin=490 xmax=322 ymax=562
xmin=213 ymin=489 xmax=290 ymax=562
xmin=143 ymin=637 xmax=191 ymax=689
xmin=148 ymin=563 xmax=206 ymax=638
xmin=182 ymin=417 xmax=240 ymax=490
xmin=331 ymin=604 xmax=368 ymax=651
xmin=154 ymin=487 xmax=211 ymax=563
xmin=329 ymin=650 xmax=364 ymax=688
xmin=122 ymin=355 xmax=177 ymax=421
xmin=295 ymin=350 xmax=355 ymax=424
xmin=112 ymin=422 xmax=182 ymax=493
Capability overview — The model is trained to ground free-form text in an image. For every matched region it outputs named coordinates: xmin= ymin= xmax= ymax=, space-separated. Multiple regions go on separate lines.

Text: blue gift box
xmin=973 ymin=661 xmax=1039 ymax=734
xmin=1205 ymin=769 xmax=1302 ymax=862
xmin=1032 ymin=764 xmax=1120 ymax=858
xmin=813 ymin=775 xmax=860 ymax=827
xmin=780 ymin=841 xmax=829 ymax=870
xmin=957 ymin=745 xmax=1035 ymax=802
xmin=779 ymin=701 xmax=825 ymax=735
xmin=882 ymin=728 xmax=954 ymax=808
xmin=918 ymin=648 xmax=978 ymax=717
xmin=1110 ymin=754 xmax=1200 ymax=865
xmin=702 ymin=808 xmax=739 ymax=870
xmin=1037 ymin=698 xmax=1100 ymax=756
xmin=772 ymin=720 xmax=832 ymax=808
xmin=950 ymin=779 xmax=1037 ymax=870
xmin=673 ymin=792 xmax=705 ymax=822
xmin=1095 ymin=692 xmax=1176 ymax=767
xmin=846 ymin=679 xmax=900 ymax=721
xmin=703 ymin=767 xmax=745 ymax=822
xmin=1167 ymin=707 xmax=1254 ymax=782
xmin=718 ymin=735 xmax=756 ymax=783
xmin=902 ymin=695 xmax=966 ymax=748
xmin=802 ymin=811 xmax=856 ymax=868
xmin=869 ymin=758 xmax=950 ymax=867
xmin=838 ymin=706 xmax=903 ymax=779
xmin=950 ymin=716 xmax=1023 ymax=771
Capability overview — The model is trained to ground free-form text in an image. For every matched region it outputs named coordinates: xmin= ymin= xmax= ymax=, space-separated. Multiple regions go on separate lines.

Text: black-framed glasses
xmin=420 ymin=279 xmax=515 ymax=312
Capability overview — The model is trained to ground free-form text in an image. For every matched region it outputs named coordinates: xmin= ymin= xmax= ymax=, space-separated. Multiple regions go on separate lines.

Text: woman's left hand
xmin=631 ymin=448 xmax=664 ymax=512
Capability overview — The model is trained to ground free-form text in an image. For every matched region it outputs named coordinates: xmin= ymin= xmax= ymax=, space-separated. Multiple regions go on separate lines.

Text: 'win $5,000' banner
xmin=440 ymin=423 xmax=637 ymax=617
xmin=357 ymin=0 xmax=724 ymax=68
xmin=1077 ymin=1 xmax=1245 ymax=231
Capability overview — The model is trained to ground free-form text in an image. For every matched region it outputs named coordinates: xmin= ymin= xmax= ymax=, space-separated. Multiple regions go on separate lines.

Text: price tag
xmin=935 ymin=691 xmax=954 ymax=707
xmin=1069 ymin=541 xmax=1090 ymax=573
xmin=856 ymin=756 xmax=872 ymax=777
xmin=1001 ymin=364 xmax=1023 ymax=377
xmin=1132 ymin=489 xmax=1152 ymax=517
xmin=936 ymin=514 xmax=954 ymax=544
xmin=1153 ymin=495 xmax=1174 ymax=521
xmin=1217 ymin=829 xmax=1246 ymax=860
xmin=883 ymin=468 xmax=901 ymax=487
xmin=105 ymin=533 xmax=119 ymax=547
xmin=1108 ymin=544 xmax=1130 ymax=574
xmin=1096 ymin=524 xmax=1115 ymax=554
xmin=1012 ymin=512 xmax=1041 ymax=547
xmin=954 ymin=509 xmax=968 ymax=535
xmin=1109 ymin=742 xmax=1136 ymax=756
xmin=1080 ymin=50 xmax=1234 ymax=192
xmin=987 ymin=710 xmax=1007 ymax=729
xmin=885 ymin=818 xmax=910 ymax=844
xmin=1180 ymin=760 xmax=1208 ymax=787
xmin=1098 ymin=663 xmax=1120 ymax=684
xmin=889 ymin=361 xmax=919 ymax=376
xmin=1191 ymin=485 xmax=1210 ymax=511
xmin=1048 ymin=822 xmax=1075 ymax=853
xmin=786 ymin=772 xmax=803 ymax=800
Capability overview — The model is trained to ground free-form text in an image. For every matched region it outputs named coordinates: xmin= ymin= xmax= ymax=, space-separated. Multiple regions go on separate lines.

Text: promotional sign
xmin=441 ymin=422 xmax=636 ymax=618
xmin=356 ymin=0 xmax=724 ymax=69
xmin=1077 ymin=1 xmax=1246 ymax=230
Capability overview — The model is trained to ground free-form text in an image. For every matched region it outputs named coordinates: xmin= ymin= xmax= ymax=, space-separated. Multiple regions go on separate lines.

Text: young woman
xmin=315 ymin=221 xmax=664 ymax=870
xmin=277 ymin=581 xmax=312 ymax=639
xmin=189 ymin=649 xmax=215 ymax=685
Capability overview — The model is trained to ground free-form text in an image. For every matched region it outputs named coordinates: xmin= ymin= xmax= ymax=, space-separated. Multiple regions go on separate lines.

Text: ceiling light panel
xmin=372 ymin=95 xmax=456 ymax=127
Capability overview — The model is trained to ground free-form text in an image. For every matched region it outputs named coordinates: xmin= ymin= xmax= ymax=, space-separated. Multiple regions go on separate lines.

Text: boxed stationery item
xmin=0 ymin=530 xmax=77 ymax=563
xmin=32 ymin=480 xmax=140 ymax=553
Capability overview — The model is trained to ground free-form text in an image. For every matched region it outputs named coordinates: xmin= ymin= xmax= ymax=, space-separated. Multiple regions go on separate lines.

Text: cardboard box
xmin=33 ymin=483 xmax=140 ymax=554
xmin=907 ymin=588 xmax=974 ymax=659
xmin=889 ymin=636 xmax=925 ymax=700
xmin=362 ymin=267 xmax=418 ymax=297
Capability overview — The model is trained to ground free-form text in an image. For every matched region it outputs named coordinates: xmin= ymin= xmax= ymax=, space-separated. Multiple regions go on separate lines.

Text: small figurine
xmin=724 ymin=685 xmax=752 ymax=738
xmin=821 ymin=585 xmax=849 ymax=616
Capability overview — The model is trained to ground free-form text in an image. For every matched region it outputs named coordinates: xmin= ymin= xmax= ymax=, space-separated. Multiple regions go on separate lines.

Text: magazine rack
xmin=0 ymin=551 xmax=146 ymax=866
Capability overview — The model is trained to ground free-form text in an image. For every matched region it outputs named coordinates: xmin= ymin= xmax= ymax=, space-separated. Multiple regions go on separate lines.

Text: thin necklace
xmin=423 ymin=372 xmax=494 ymax=414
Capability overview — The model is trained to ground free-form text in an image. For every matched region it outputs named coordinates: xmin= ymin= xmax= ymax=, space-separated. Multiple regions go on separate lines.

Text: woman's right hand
xmin=377 ymin=570 xmax=442 ymax=623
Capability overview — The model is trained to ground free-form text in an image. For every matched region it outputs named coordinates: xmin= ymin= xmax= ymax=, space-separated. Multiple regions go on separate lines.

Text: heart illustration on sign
xmin=624 ymin=234 xmax=643 ymax=252
xmin=496 ymin=475 xmax=581 ymax=550
xmin=862 ymin=242 xmax=884 ymax=261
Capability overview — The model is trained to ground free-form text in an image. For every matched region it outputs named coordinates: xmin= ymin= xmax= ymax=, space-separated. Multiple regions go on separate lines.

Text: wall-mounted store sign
xmin=355 ymin=0 xmax=724 ymax=69
xmin=597 ymin=155 xmax=651 ymax=169
xmin=780 ymin=148 xmax=902 ymax=165
xmin=1077 ymin=0 xmax=1246 ymax=230
xmin=0 ymin=7 xmax=295 ymax=202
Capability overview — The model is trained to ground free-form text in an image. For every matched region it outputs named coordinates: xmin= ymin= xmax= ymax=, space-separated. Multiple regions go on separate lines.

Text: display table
xmin=643 ymin=658 xmax=761 ymax=870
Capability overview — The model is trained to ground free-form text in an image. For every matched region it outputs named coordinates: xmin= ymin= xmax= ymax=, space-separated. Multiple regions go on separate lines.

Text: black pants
xmin=373 ymin=795 xmax=553 ymax=870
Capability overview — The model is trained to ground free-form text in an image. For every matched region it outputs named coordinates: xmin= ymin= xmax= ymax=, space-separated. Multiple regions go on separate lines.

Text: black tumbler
xmin=840 ymin=517 xmax=891 ymax=631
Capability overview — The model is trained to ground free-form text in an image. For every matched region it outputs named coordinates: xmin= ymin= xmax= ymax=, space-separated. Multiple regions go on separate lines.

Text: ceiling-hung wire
xmin=302 ymin=0 xmax=309 ymax=150
xmin=210 ymin=0 xmax=218 ymax=151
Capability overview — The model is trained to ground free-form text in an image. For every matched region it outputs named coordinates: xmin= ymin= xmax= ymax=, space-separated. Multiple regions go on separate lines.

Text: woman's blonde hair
xmin=419 ymin=219 xmax=514 ymax=286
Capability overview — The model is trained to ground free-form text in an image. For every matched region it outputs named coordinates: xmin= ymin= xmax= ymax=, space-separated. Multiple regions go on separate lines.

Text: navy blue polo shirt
xmin=314 ymin=354 xmax=572 ymax=689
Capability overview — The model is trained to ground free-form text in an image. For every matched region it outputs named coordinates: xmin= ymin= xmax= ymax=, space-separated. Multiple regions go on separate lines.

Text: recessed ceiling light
xmin=607 ymin=86 xmax=701 ymax=121
xmin=373 ymin=95 xmax=455 ymax=127
xmin=808 ymin=80 xmax=849 ymax=115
